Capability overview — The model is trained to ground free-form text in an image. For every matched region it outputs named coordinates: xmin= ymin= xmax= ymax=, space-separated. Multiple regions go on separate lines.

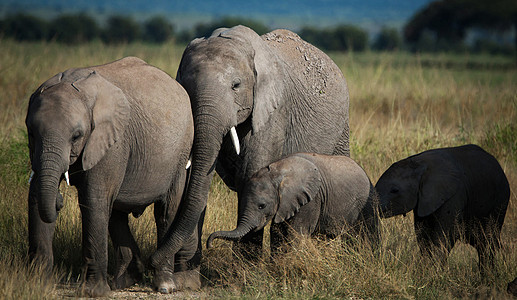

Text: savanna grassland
xmin=0 ymin=39 xmax=516 ymax=299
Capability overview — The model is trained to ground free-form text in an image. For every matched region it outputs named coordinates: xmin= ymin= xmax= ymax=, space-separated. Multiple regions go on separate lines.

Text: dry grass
xmin=0 ymin=39 xmax=516 ymax=298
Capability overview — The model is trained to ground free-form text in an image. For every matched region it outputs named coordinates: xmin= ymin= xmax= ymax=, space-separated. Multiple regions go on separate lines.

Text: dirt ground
xmin=55 ymin=284 xmax=203 ymax=299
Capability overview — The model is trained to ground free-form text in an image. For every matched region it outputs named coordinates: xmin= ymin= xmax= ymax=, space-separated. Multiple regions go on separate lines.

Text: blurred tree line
xmin=405 ymin=0 xmax=517 ymax=55
xmin=0 ymin=13 xmax=387 ymax=51
xmin=0 ymin=13 xmax=174 ymax=44
xmin=0 ymin=0 xmax=515 ymax=55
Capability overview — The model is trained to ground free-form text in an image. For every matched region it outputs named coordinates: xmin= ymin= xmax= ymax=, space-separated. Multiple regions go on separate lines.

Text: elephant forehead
xmin=186 ymin=39 xmax=251 ymax=69
xmin=33 ymin=89 xmax=86 ymax=115
xmin=192 ymin=38 xmax=245 ymax=58
xmin=383 ymin=160 xmax=415 ymax=178
xmin=247 ymin=177 xmax=275 ymax=195
xmin=29 ymin=92 xmax=89 ymax=129
xmin=215 ymin=67 xmax=236 ymax=83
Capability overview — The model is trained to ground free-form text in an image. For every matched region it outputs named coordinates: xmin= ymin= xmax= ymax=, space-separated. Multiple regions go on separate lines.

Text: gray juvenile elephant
xmin=152 ymin=25 xmax=350 ymax=266
xmin=375 ymin=144 xmax=510 ymax=269
xmin=206 ymin=153 xmax=379 ymax=254
xmin=26 ymin=57 xmax=196 ymax=296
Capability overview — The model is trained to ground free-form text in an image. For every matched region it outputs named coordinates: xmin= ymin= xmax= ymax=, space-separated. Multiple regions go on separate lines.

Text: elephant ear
xmin=73 ymin=71 xmax=131 ymax=171
xmin=35 ymin=72 xmax=64 ymax=94
xmin=210 ymin=27 xmax=229 ymax=37
xmin=416 ymin=156 xmax=462 ymax=217
xmin=224 ymin=26 xmax=284 ymax=134
xmin=273 ymin=156 xmax=322 ymax=223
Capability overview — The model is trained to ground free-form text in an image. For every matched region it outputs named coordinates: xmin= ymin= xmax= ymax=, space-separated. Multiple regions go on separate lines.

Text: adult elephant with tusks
xmin=151 ymin=25 xmax=350 ymax=265
xmin=26 ymin=57 xmax=196 ymax=296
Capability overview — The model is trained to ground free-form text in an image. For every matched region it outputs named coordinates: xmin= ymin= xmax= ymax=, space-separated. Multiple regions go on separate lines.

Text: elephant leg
xmin=234 ymin=229 xmax=264 ymax=261
xmin=28 ymin=190 xmax=56 ymax=274
xmin=154 ymin=198 xmax=176 ymax=248
xmin=152 ymin=179 xmax=200 ymax=294
xmin=108 ymin=210 xmax=144 ymax=290
xmin=416 ymin=234 xmax=452 ymax=264
xmin=152 ymin=199 xmax=177 ymax=294
xmin=152 ymin=219 xmax=202 ymax=294
xmin=360 ymin=213 xmax=381 ymax=249
xmin=358 ymin=190 xmax=381 ymax=248
xmin=172 ymin=222 xmax=202 ymax=291
xmin=270 ymin=222 xmax=290 ymax=258
xmin=78 ymin=197 xmax=111 ymax=297
xmin=414 ymin=219 xmax=452 ymax=264
xmin=469 ymin=219 xmax=502 ymax=274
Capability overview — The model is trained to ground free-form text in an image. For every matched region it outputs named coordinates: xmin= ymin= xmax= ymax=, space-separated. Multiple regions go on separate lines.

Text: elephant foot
xmin=508 ymin=277 xmax=517 ymax=297
xmin=28 ymin=252 xmax=54 ymax=276
xmin=78 ymin=280 xmax=111 ymax=297
xmin=153 ymin=269 xmax=202 ymax=294
xmin=172 ymin=269 xmax=201 ymax=291
xmin=153 ymin=269 xmax=176 ymax=294
xmin=111 ymin=259 xmax=144 ymax=290
xmin=111 ymin=271 xmax=142 ymax=290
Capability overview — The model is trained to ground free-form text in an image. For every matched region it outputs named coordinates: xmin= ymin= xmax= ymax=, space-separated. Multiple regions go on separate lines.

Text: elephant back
xmin=261 ymin=29 xmax=348 ymax=100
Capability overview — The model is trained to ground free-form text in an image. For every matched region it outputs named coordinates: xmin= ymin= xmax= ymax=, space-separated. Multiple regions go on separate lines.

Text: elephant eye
xmin=231 ymin=78 xmax=241 ymax=90
xmin=72 ymin=131 xmax=82 ymax=142
xmin=390 ymin=187 xmax=399 ymax=194
xmin=258 ymin=203 xmax=266 ymax=210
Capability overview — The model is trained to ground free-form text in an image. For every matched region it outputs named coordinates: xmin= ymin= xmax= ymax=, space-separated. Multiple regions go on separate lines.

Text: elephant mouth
xmin=29 ymin=170 xmax=70 ymax=186
xmin=253 ymin=223 xmax=266 ymax=232
xmin=223 ymin=116 xmax=252 ymax=159
xmin=379 ymin=205 xmax=393 ymax=218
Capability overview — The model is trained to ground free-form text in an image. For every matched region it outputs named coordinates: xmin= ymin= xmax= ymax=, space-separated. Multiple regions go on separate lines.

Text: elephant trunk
xmin=207 ymin=224 xmax=254 ymax=249
xmin=28 ymin=177 xmax=56 ymax=273
xmin=378 ymin=200 xmax=391 ymax=218
xmin=207 ymin=211 xmax=260 ymax=249
xmin=36 ymin=152 xmax=66 ymax=223
xmin=151 ymin=115 xmax=226 ymax=266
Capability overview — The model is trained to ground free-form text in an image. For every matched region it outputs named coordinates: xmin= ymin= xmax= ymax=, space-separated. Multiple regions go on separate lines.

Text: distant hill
xmin=0 ymin=0 xmax=432 ymax=31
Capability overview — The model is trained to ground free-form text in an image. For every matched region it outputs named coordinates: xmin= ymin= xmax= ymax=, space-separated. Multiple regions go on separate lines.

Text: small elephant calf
xmin=207 ymin=153 xmax=380 ymax=253
xmin=375 ymin=144 xmax=510 ymax=269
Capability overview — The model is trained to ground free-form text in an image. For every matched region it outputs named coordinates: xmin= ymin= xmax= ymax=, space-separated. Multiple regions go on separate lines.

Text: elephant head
xmin=207 ymin=155 xmax=322 ymax=248
xmin=26 ymin=69 xmax=130 ymax=223
xmin=375 ymin=154 xmax=462 ymax=218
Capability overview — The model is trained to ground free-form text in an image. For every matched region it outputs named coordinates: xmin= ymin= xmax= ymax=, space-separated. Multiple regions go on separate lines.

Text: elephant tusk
xmin=29 ymin=170 xmax=34 ymax=183
xmin=230 ymin=126 xmax=240 ymax=155
xmin=64 ymin=171 xmax=70 ymax=186
xmin=185 ymin=153 xmax=192 ymax=169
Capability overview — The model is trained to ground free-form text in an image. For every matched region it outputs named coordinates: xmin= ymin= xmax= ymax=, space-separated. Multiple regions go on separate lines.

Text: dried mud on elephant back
xmin=263 ymin=30 xmax=333 ymax=99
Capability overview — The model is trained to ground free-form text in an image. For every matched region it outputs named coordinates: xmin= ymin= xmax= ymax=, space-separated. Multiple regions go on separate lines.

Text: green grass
xmin=0 ymin=39 xmax=516 ymax=298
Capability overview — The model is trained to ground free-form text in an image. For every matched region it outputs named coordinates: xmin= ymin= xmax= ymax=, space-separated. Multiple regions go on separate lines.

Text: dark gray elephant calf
xmin=207 ymin=153 xmax=380 ymax=254
xmin=26 ymin=57 xmax=196 ymax=296
xmin=375 ymin=144 xmax=510 ymax=270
